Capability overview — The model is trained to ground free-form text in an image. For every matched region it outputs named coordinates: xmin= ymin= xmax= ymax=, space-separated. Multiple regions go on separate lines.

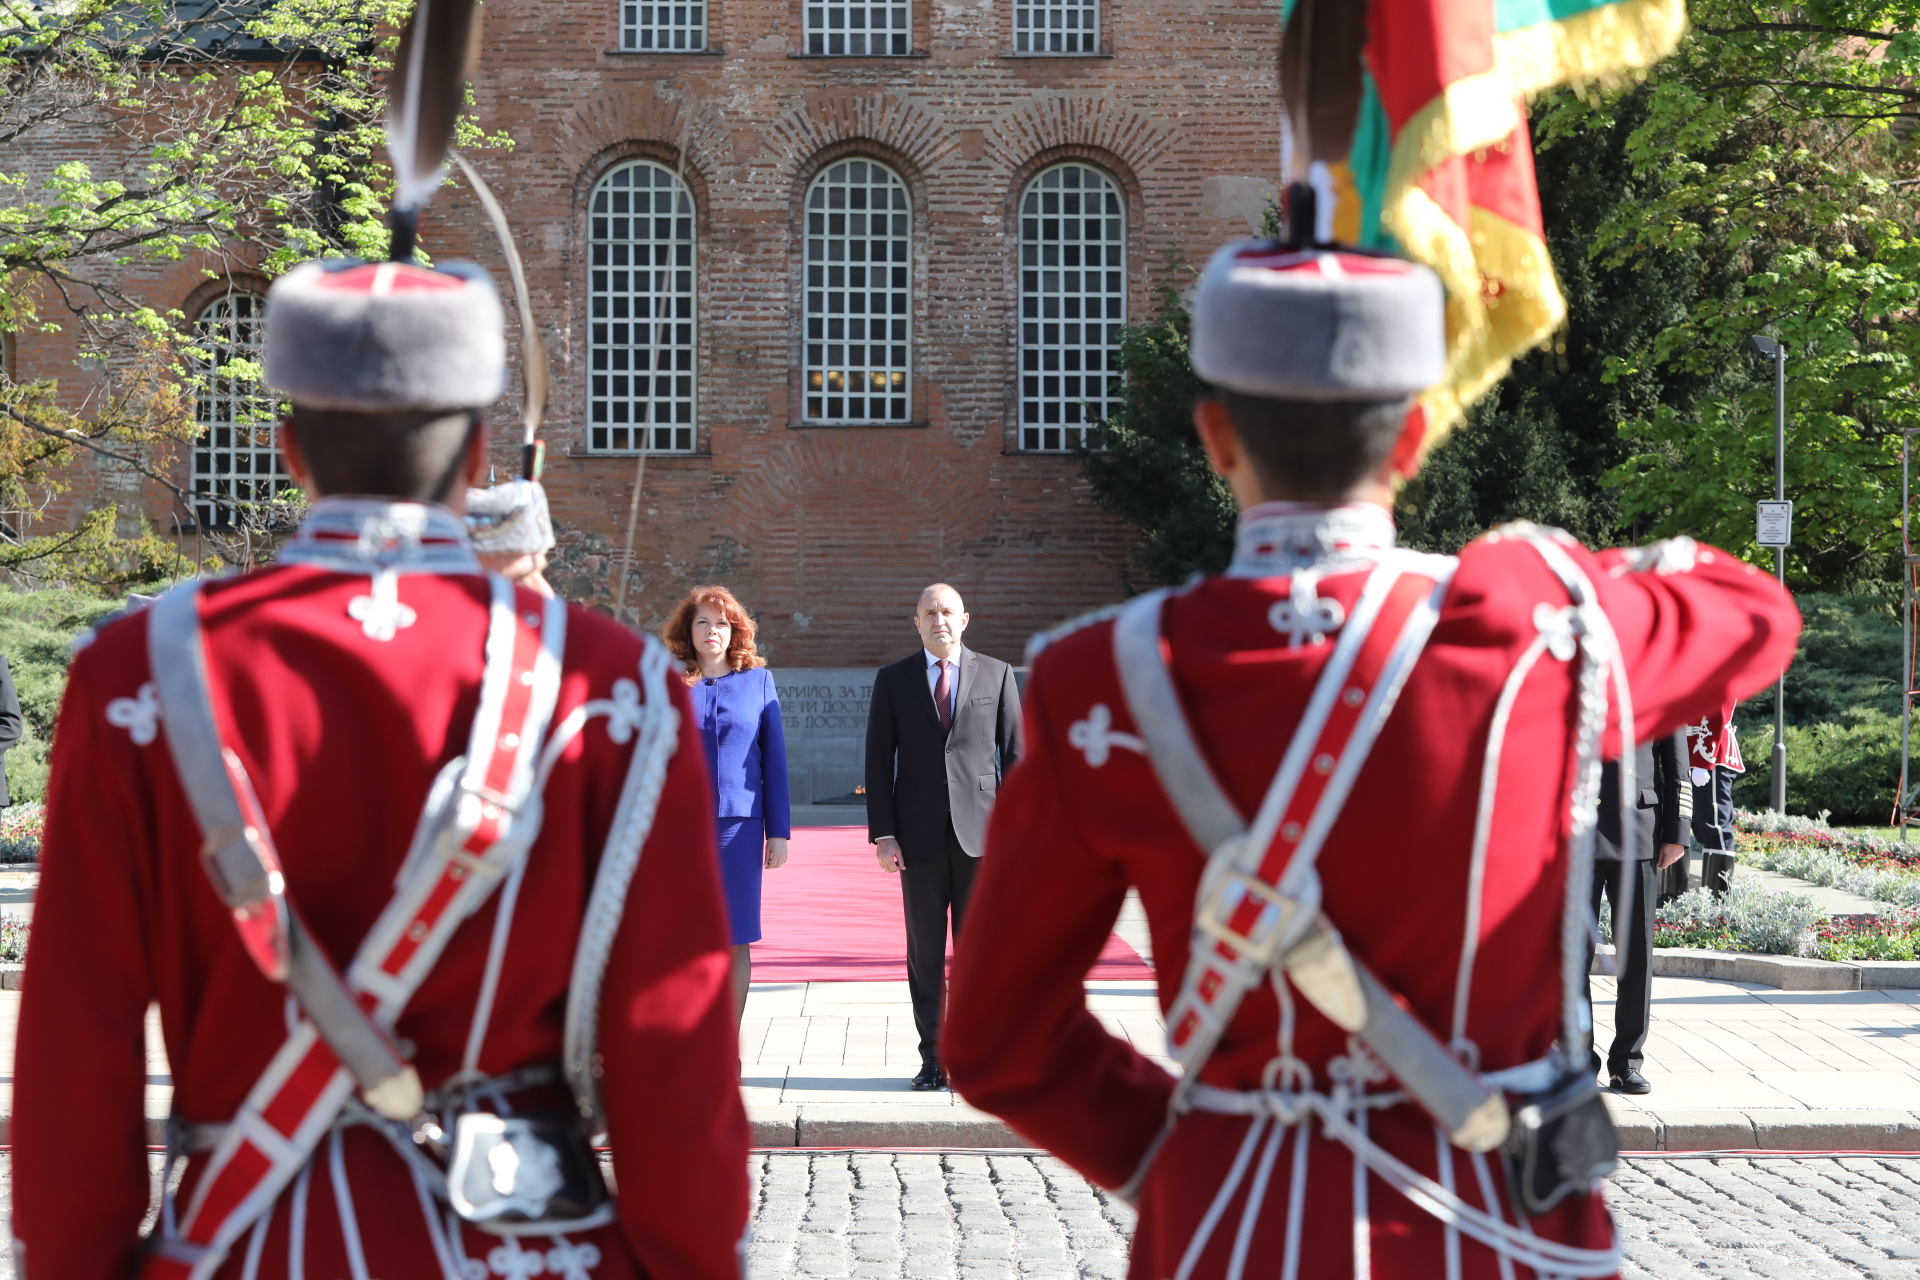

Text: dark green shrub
xmin=1732 ymin=592 xmax=1904 ymax=825
xmin=0 ymin=590 xmax=124 ymax=805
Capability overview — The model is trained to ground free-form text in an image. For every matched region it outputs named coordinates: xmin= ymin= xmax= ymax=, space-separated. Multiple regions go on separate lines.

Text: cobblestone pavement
xmin=742 ymin=1152 xmax=1920 ymax=1280
xmin=1 ymin=1154 xmax=1917 ymax=1277
xmin=1610 ymin=1155 xmax=1920 ymax=1280
xmin=747 ymin=1152 xmax=1136 ymax=1279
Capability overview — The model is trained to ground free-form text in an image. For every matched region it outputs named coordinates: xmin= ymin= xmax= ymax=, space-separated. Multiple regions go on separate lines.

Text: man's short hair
xmin=918 ymin=582 xmax=962 ymax=610
xmin=1216 ymin=391 xmax=1410 ymax=501
xmin=288 ymin=405 xmax=477 ymax=502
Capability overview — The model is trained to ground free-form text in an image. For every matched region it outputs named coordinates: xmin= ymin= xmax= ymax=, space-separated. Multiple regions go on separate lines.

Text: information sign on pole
xmin=1756 ymin=500 xmax=1793 ymax=548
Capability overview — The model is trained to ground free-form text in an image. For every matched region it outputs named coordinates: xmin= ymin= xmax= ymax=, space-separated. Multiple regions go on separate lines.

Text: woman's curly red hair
xmin=662 ymin=585 xmax=765 ymax=682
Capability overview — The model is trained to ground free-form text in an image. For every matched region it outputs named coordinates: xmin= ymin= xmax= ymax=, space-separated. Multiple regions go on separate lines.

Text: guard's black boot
xmin=1703 ymin=853 xmax=1737 ymax=896
xmin=911 ymin=1059 xmax=946 ymax=1091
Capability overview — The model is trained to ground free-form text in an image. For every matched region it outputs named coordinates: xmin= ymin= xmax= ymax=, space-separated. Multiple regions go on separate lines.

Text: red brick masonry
xmin=13 ymin=0 xmax=1285 ymax=666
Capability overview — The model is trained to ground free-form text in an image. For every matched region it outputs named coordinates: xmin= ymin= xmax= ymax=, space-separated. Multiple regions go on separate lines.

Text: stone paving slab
xmin=738 ymin=972 xmax=1920 ymax=1150
xmin=1742 ymin=864 xmax=1889 ymax=918
xmin=5 ymin=960 xmax=1920 ymax=1152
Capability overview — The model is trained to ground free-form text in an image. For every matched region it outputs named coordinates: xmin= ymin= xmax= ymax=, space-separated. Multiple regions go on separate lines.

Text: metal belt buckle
xmin=447 ymin=1110 xmax=614 ymax=1236
xmin=1195 ymin=870 xmax=1301 ymax=968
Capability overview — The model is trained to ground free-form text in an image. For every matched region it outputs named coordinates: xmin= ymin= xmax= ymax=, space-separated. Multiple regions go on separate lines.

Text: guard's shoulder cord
xmin=561 ymin=633 xmax=682 ymax=1136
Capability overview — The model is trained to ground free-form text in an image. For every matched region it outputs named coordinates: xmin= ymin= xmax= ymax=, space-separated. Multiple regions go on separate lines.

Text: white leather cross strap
xmin=145 ymin=575 xmax=566 ymax=1280
xmin=1112 ymin=552 xmax=1511 ymax=1150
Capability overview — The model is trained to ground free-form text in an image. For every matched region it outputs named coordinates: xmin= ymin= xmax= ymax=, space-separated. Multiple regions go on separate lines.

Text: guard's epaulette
xmin=1481 ymin=520 xmax=1575 ymax=548
xmin=1023 ymin=598 xmax=1135 ymax=667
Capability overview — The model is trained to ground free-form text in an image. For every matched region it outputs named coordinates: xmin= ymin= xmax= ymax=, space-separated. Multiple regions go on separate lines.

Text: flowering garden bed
xmin=1591 ymin=811 xmax=1920 ymax=960
xmin=1732 ymin=810 xmax=1920 ymax=911
xmin=0 ymin=802 xmax=41 ymax=864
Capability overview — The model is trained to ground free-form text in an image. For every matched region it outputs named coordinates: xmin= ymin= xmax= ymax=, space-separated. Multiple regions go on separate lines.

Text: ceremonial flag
xmin=1293 ymin=0 xmax=1688 ymax=436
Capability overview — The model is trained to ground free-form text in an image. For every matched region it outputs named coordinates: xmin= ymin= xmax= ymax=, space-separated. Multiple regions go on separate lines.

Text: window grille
xmin=619 ymin=0 xmax=706 ymax=50
xmin=190 ymin=293 xmax=285 ymax=529
xmin=1019 ymin=164 xmax=1123 ymax=452
xmin=589 ymin=161 xmax=697 ymax=453
xmin=806 ymin=0 xmax=908 ymax=54
xmin=1014 ymin=0 xmax=1096 ymax=52
xmin=804 ymin=160 xmax=911 ymax=424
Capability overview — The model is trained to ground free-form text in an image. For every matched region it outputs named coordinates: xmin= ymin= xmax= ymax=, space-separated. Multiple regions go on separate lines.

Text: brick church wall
xmin=5 ymin=0 xmax=1282 ymax=667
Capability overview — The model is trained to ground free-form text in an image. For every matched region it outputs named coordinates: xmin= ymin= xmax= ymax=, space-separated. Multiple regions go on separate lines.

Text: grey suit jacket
xmin=864 ymin=645 xmax=1023 ymax=859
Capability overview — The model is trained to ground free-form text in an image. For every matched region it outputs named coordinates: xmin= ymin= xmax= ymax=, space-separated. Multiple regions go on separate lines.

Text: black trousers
xmin=1692 ymin=765 xmax=1737 ymax=851
xmin=901 ymin=818 xmax=979 ymax=1065
xmin=1589 ymin=858 xmax=1656 ymax=1076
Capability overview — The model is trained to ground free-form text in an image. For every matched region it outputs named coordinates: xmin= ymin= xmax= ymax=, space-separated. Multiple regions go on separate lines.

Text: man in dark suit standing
xmin=1591 ymin=729 xmax=1691 ymax=1095
xmin=866 ymin=583 xmax=1022 ymax=1090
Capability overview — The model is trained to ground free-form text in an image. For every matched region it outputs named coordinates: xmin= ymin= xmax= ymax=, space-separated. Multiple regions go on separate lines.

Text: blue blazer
xmin=689 ymin=666 xmax=792 ymax=838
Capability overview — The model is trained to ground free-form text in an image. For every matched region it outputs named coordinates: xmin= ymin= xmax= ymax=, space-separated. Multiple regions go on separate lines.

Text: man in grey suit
xmin=866 ymin=583 xmax=1022 ymax=1090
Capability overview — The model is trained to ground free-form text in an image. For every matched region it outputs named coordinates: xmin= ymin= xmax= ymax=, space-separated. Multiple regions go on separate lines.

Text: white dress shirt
xmin=924 ymin=647 xmax=959 ymax=721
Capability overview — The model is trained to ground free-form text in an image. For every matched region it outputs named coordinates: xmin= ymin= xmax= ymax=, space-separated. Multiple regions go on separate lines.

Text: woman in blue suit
xmin=663 ymin=585 xmax=791 ymax=1019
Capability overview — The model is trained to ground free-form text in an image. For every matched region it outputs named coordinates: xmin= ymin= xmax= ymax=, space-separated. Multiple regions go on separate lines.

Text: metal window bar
xmin=589 ymin=161 xmax=698 ymax=453
xmin=190 ymin=293 xmax=285 ymax=530
xmin=1019 ymin=163 xmax=1123 ymax=452
xmin=620 ymin=0 xmax=706 ymax=50
xmin=1013 ymin=0 xmax=1097 ymax=53
xmin=803 ymin=160 xmax=911 ymax=424
xmin=805 ymin=0 xmax=908 ymax=54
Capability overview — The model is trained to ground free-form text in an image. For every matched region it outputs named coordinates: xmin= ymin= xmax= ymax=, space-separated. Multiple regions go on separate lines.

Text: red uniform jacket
xmin=1685 ymin=702 xmax=1745 ymax=780
xmin=946 ymin=509 xmax=1798 ymax=1280
xmin=14 ymin=500 xmax=749 ymax=1280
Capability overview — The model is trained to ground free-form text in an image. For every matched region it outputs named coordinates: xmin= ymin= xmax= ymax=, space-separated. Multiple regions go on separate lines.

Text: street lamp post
xmin=1749 ymin=334 xmax=1789 ymax=814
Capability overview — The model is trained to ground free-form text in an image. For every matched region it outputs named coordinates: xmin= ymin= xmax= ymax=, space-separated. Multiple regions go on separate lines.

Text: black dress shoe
xmin=1609 ymin=1069 xmax=1652 ymax=1095
xmin=911 ymin=1061 xmax=946 ymax=1091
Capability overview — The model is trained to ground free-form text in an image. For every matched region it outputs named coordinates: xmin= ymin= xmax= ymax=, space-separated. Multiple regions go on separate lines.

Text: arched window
xmin=803 ymin=159 xmax=910 ymax=425
xmin=588 ymin=160 xmax=697 ymax=453
xmin=1018 ymin=163 xmax=1124 ymax=452
xmin=190 ymin=292 xmax=283 ymax=529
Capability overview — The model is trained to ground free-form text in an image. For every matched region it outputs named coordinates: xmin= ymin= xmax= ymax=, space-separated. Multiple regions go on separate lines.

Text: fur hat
xmin=465 ymin=479 xmax=554 ymax=556
xmin=263 ymin=259 xmax=508 ymax=412
xmin=1190 ymin=241 xmax=1447 ymax=402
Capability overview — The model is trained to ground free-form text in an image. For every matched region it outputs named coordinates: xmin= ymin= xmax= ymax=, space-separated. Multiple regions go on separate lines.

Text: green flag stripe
xmin=1494 ymin=0 xmax=1629 ymax=33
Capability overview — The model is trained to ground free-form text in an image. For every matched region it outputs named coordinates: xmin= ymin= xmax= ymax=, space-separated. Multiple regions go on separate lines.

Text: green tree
xmin=1400 ymin=85 xmax=1744 ymax=553
xmin=1079 ymin=272 xmax=1236 ymax=587
xmin=1575 ymin=0 xmax=1920 ymax=592
xmin=0 ymin=0 xmax=501 ymax=589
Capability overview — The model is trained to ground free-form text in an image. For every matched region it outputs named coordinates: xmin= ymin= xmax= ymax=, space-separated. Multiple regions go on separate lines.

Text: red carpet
xmin=752 ymin=826 xmax=1153 ymax=982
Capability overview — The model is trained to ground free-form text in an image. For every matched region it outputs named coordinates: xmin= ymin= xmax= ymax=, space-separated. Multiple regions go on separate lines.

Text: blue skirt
xmin=716 ymin=817 xmax=764 ymax=945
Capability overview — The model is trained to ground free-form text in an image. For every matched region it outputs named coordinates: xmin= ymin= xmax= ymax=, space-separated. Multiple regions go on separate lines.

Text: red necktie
xmin=934 ymin=659 xmax=953 ymax=733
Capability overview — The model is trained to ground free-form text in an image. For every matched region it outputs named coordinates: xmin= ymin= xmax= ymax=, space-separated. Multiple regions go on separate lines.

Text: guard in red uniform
xmin=1686 ymin=702 xmax=1746 ymax=893
xmin=944 ymin=230 xmax=1800 ymax=1279
xmin=12 ymin=258 xmax=749 ymax=1275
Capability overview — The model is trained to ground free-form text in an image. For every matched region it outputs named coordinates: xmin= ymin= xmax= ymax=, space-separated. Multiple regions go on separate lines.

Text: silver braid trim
xmin=563 ymin=635 xmax=681 ymax=1135
xmin=1509 ymin=528 xmax=1628 ymax=1065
